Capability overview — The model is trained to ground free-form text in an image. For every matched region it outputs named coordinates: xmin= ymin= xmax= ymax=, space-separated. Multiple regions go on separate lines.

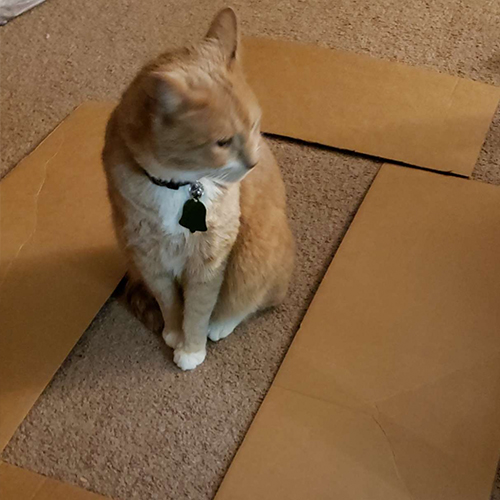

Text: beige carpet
xmin=2 ymin=0 xmax=500 ymax=499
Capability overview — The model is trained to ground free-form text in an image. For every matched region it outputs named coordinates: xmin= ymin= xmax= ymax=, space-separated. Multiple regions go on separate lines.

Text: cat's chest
xmin=128 ymin=182 xmax=220 ymax=274
xmin=155 ymin=187 xmax=191 ymax=235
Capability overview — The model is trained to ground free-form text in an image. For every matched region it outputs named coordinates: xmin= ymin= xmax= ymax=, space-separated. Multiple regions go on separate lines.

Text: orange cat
xmin=102 ymin=8 xmax=294 ymax=370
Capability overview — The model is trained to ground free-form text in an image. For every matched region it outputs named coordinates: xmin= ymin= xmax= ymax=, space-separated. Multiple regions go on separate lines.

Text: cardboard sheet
xmin=0 ymin=102 xmax=126 ymax=452
xmin=215 ymin=164 xmax=500 ymax=500
xmin=242 ymin=38 xmax=500 ymax=176
xmin=0 ymin=461 xmax=107 ymax=500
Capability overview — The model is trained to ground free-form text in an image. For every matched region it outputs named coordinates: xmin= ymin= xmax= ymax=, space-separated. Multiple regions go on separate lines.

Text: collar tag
xmin=179 ymin=182 xmax=207 ymax=233
xmin=141 ymin=167 xmax=208 ymax=233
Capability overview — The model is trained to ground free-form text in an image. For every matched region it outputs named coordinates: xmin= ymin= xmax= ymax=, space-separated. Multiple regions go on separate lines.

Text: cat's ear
xmin=206 ymin=8 xmax=239 ymax=64
xmin=142 ymin=71 xmax=207 ymax=114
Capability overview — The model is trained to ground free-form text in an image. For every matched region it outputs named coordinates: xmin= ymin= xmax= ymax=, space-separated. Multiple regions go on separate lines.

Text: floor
xmin=1 ymin=0 xmax=500 ymax=499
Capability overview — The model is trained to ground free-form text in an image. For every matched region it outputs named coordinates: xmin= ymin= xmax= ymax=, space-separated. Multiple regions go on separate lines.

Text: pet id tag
xmin=179 ymin=182 xmax=208 ymax=233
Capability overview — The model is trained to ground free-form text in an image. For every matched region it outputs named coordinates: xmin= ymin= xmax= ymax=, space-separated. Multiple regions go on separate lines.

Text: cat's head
xmin=119 ymin=8 xmax=262 ymax=184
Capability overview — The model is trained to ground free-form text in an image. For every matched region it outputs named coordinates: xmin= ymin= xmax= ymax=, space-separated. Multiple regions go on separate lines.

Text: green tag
xmin=179 ymin=198 xmax=208 ymax=233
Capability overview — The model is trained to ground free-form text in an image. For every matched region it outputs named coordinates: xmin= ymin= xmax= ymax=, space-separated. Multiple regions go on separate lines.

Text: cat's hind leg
xmin=208 ymin=275 xmax=289 ymax=342
xmin=208 ymin=311 xmax=250 ymax=342
xmin=208 ymin=286 xmax=263 ymax=342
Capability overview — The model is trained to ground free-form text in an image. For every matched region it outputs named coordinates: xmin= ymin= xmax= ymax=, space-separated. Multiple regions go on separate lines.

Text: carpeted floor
xmin=2 ymin=1 xmax=500 ymax=499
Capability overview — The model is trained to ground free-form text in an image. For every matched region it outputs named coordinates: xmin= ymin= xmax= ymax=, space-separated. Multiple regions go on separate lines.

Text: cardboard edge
xmin=0 ymin=102 xmax=116 ymax=183
xmin=0 ymin=285 xmax=122 ymax=454
xmin=262 ymin=133 xmax=476 ymax=180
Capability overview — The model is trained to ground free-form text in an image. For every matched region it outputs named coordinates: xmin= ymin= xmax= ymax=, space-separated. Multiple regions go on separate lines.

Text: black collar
xmin=141 ymin=166 xmax=190 ymax=190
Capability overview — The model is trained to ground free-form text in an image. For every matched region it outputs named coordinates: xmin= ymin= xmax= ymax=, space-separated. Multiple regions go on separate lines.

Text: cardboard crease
xmin=0 ymin=132 xmax=66 ymax=292
xmin=274 ymin=375 xmax=415 ymax=499
xmin=371 ymin=348 xmax=500 ymax=407
xmin=371 ymin=407 xmax=415 ymax=500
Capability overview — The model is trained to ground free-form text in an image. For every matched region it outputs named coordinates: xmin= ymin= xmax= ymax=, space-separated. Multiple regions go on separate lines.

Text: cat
xmin=102 ymin=8 xmax=294 ymax=370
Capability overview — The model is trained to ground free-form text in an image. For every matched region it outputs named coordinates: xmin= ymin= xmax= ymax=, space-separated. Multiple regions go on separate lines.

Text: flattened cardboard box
xmin=0 ymin=102 xmax=124 ymax=453
xmin=242 ymin=37 xmax=500 ymax=176
xmin=1 ymin=37 xmax=499 ymax=499
xmin=215 ymin=165 xmax=500 ymax=500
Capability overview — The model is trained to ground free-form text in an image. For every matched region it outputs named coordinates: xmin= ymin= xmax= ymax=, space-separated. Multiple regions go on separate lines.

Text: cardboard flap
xmin=242 ymin=38 xmax=500 ymax=176
xmin=215 ymin=165 xmax=500 ymax=500
xmin=0 ymin=102 xmax=126 ymax=452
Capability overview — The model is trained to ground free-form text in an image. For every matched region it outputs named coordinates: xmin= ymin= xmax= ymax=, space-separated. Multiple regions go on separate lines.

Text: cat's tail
xmin=124 ymin=275 xmax=164 ymax=334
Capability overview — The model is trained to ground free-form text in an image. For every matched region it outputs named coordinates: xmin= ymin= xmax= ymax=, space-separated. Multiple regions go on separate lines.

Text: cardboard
xmin=0 ymin=102 xmax=126 ymax=453
xmin=215 ymin=164 xmax=500 ymax=500
xmin=242 ymin=37 xmax=500 ymax=176
xmin=0 ymin=462 xmax=107 ymax=500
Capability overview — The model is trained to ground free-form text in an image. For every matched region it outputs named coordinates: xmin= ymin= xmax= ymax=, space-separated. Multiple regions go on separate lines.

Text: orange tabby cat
xmin=102 ymin=8 xmax=294 ymax=370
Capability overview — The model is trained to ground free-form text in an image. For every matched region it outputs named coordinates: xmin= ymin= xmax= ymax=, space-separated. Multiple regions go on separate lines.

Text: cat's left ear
xmin=206 ymin=8 xmax=239 ymax=64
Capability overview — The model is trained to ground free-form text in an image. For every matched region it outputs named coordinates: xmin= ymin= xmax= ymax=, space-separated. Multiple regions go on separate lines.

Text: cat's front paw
xmin=173 ymin=347 xmax=206 ymax=371
xmin=162 ymin=329 xmax=182 ymax=349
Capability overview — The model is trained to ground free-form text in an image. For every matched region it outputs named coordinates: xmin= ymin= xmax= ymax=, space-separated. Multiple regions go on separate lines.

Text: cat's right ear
xmin=206 ymin=8 xmax=239 ymax=64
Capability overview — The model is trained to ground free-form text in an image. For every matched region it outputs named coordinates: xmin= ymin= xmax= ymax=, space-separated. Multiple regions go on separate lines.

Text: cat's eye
xmin=216 ymin=137 xmax=234 ymax=148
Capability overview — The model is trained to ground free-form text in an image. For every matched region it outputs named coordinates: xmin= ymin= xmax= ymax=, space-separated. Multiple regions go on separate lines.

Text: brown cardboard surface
xmin=0 ymin=462 xmax=107 ymax=500
xmin=0 ymin=102 xmax=126 ymax=453
xmin=242 ymin=38 xmax=500 ymax=176
xmin=215 ymin=164 xmax=500 ymax=500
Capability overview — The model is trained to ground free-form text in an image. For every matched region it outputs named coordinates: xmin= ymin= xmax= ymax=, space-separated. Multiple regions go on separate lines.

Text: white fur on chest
xmin=154 ymin=185 xmax=194 ymax=277
xmin=118 ymin=171 xmax=223 ymax=278
xmin=155 ymin=184 xmax=193 ymax=235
